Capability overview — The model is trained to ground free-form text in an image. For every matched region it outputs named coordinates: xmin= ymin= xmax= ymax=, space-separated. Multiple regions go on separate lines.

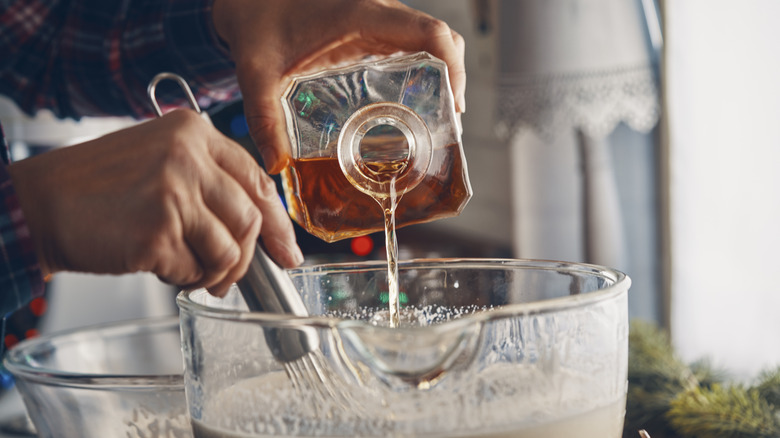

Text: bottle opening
xmin=338 ymin=102 xmax=432 ymax=198
xmin=358 ymin=123 xmax=411 ymax=183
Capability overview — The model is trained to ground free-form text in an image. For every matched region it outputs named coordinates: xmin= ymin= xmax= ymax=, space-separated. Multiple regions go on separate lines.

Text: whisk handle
xmin=237 ymin=242 xmax=319 ymax=363
xmin=236 ymin=242 xmax=307 ymax=316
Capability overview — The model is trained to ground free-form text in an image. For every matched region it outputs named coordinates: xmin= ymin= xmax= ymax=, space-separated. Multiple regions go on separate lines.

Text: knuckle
xmin=418 ymin=16 xmax=452 ymax=39
xmin=210 ymin=236 xmax=241 ymax=271
xmin=256 ymin=169 xmax=278 ymax=199
xmin=243 ymin=162 xmax=263 ymax=193
xmin=167 ymin=108 xmax=206 ymax=127
xmin=163 ymin=133 xmax=197 ymax=166
xmin=177 ymin=269 xmax=205 ymax=288
xmin=452 ymin=29 xmax=465 ymax=46
xmin=159 ymin=111 xmax=210 ymax=160
xmin=241 ymin=204 xmax=263 ymax=240
xmin=188 ymin=242 xmax=237 ymax=290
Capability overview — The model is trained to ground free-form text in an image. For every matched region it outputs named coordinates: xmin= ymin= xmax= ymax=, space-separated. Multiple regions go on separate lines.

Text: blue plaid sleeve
xmin=0 ymin=124 xmax=44 ymax=317
xmin=0 ymin=0 xmax=239 ymax=120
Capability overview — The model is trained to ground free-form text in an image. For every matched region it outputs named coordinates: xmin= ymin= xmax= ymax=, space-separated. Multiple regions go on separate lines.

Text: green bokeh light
xmin=379 ymin=291 xmax=408 ymax=305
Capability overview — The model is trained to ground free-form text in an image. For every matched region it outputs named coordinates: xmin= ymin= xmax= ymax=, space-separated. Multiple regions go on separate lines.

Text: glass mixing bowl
xmin=178 ymin=259 xmax=631 ymax=438
xmin=3 ymin=316 xmax=190 ymax=438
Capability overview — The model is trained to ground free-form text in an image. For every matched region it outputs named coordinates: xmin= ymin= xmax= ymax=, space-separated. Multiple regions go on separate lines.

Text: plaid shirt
xmin=0 ymin=0 xmax=239 ymax=316
xmin=0 ymin=124 xmax=44 ymax=317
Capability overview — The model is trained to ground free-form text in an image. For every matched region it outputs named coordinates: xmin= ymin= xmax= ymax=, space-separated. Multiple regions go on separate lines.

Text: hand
xmin=8 ymin=109 xmax=302 ymax=296
xmin=212 ymin=0 xmax=466 ymax=174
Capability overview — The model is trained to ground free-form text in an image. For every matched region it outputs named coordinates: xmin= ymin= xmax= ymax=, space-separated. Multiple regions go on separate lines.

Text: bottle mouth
xmin=338 ymin=102 xmax=432 ymax=198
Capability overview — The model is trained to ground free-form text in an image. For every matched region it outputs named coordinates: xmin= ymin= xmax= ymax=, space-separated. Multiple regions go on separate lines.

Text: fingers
xmin=353 ymin=3 xmax=467 ymax=112
xmin=449 ymin=29 xmax=467 ymax=112
xmin=254 ymin=170 xmax=303 ymax=268
xmin=236 ymin=61 xmax=292 ymax=175
xmin=244 ymin=96 xmax=291 ymax=175
xmin=197 ymin=167 xmax=262 ymax=295
xmin=235 ymin=1 xmax=467 ymax=174
xmin=182 ymin=204 xmax=242 ymax=291
xmin=207 ymin=134 xmax=303 ymax=267
xmin=153 ymin=114 xmax=300 ymax=295
xmin=199 ymin=132 xmax=301 ymax=296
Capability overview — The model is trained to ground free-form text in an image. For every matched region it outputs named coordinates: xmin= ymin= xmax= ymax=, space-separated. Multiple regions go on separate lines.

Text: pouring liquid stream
xmin=363 ymin=155 xmax=408 ymax=329
xmin=283 ymin=154 xmax=408 ymax=410
xmin=378 ymin=176 xmax=403 ymax=328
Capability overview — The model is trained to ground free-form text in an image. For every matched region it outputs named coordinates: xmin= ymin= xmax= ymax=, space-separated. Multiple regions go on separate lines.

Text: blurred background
xmin=1 ymin=0 xmax=779 ymax=420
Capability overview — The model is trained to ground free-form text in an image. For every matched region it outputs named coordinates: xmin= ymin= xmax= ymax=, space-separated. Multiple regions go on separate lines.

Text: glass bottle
xmin=280 ymin=52 xmax=472 ymax=242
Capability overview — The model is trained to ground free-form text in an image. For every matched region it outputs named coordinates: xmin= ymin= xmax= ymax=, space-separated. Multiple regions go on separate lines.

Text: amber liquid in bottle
xmin=281 ymin=142 xmax=470 ymax=243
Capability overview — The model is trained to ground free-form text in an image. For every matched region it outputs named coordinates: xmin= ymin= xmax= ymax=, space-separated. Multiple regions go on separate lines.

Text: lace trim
xmin=496 ymin=65 xmax=660 ymax=141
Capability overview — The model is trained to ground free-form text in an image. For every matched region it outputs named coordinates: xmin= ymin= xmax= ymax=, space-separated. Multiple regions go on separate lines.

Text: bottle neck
xmin=337 ymin=102 xmax=432 ymax=199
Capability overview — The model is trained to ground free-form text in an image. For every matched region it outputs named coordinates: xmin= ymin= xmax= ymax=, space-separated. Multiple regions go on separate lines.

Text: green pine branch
xmin=668 ymin=384 xmax=780 ymax=437
xmin=755 ymin=367 xmax=780 ymax=408
xmin=624 ymin=320 xmax=780 ymax=438
xmin=625 ymin=320 xmax=703 ymax=437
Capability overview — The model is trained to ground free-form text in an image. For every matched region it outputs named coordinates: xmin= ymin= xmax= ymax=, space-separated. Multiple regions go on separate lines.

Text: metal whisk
xmin=235 ymin=241 xmax=320 ymax=362
xmin=234 ymin=240 xmax=354 ymax=408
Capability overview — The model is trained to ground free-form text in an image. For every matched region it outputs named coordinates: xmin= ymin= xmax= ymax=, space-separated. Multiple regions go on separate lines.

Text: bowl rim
xmin=177 ymin=258 xmax=631 ymax=331
xmin=3 ymin=316 xmax=184 ymax=390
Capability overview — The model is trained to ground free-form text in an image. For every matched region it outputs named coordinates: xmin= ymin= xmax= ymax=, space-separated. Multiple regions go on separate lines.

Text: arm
xmin=6 ymin=110 xmax=301 ymax=298
xmin=0 ymin=0 xmax=464 ymax=303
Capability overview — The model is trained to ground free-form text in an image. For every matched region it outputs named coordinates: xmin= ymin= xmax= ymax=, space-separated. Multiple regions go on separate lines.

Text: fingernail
xmin=288 ymin=243 xmax=304 ymax=266
xmin=207 ymin=283 xmax=230 ymax=298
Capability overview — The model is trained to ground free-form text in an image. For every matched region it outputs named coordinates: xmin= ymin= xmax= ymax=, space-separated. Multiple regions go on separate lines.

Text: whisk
xmin=234 ymin=238 xmax=355 ymax=409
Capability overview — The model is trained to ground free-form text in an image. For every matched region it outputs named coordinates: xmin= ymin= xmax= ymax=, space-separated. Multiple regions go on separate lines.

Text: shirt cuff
xmin=0 ymin=161 xmax=44 ymax=317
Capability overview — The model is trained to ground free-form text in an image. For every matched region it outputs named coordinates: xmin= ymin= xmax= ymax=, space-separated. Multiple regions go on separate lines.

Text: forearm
xmin=0 ymin=0 xmax=238 ymax=120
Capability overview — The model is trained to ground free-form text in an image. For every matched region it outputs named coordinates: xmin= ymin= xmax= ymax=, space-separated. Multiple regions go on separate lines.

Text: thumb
xmin=239 ymin=67 xmax=292 ymax=175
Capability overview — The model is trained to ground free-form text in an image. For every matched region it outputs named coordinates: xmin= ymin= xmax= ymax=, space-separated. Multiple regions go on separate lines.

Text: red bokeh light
xmin=350 ymin=236 xmax=374 ymax=257
xmin=30 ymin=297 xmax=47 ymax=317
xmin=4 ymin=334 xmax=19 ymax=349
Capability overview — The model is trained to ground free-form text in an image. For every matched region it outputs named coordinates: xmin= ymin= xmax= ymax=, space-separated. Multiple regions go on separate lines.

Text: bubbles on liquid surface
xmin=326 ymin=304 xmax=494 ymax=328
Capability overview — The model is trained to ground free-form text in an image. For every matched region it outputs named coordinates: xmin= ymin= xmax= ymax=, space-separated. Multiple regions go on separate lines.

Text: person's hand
xmin=8 ymin=109 xmax=302 ymax=296
xmin=211 ymin=0 xmax=466 ymax=174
